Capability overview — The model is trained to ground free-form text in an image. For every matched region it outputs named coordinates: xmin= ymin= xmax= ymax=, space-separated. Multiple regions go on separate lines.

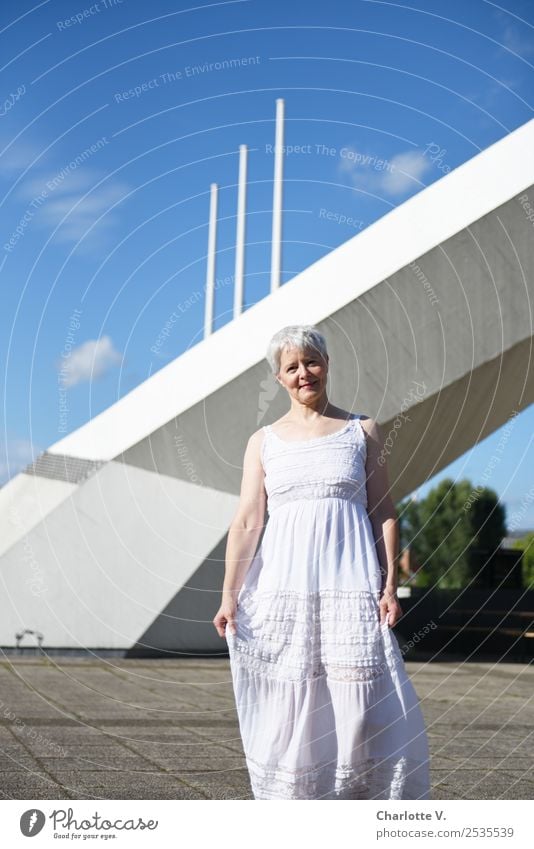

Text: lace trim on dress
xmin=325 ymin=664 xmax=389 ymax=682
xmin=246 ymin=753 xmax=429 ymax=800
xmin=230 ymin=648 xmax=395 ymax=683
xmin=228 ymin=588 xmax=405 ymax=683
xmin=268 ymin=480 xmax=367 ymax=512
xmin=261 ymin=416 xmax=368 ymax=512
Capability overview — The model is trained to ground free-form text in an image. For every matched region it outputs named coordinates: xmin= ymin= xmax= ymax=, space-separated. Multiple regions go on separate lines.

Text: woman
xmin=213 ymin=324 xmax=431 ymax=800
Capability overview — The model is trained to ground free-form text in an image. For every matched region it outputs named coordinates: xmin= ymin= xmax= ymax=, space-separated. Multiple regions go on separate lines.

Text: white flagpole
xmin=270 ymin=98 xmax=285 ymax=292
xmin=234 ymin=144 xmax=248 ymax=318
xmin=204 ymin=182 xmax=218 ymax=338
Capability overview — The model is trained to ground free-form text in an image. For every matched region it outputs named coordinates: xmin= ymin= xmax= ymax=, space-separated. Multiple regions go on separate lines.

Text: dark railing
xmin=393 ymin=588 xmax=534 ymax=662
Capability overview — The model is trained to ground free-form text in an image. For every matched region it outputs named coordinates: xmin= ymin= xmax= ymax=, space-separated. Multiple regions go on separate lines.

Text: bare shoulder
xmin=357 ymin=414 xmax=381 ymax=440
xmin=245 ymin=426 xmax=266 ymax=458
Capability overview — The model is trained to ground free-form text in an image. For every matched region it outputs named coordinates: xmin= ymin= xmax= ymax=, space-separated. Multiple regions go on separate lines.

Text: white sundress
xmin=225 ymin=414 xmax=431 ymax=800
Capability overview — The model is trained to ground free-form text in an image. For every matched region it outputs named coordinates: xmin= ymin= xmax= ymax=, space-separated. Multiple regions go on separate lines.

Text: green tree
xmin=398 ymin=478 xmax=506 ymax=589
xmin=469 ymin=489 xmax=507 ymax=552
xmin=511 ymin=533 xmax=534 ymax=589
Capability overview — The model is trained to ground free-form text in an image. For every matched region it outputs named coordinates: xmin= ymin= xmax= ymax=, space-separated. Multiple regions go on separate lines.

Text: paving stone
xmin=59 ymin=744 xmax=157 ymax=760
xmin=430 ymin=768 xmax=531 ymax=799
xmin=0 ymin=769 xmax=66 ymax=796
xmin=434 ymin=738 xmax=528 ymax=758
xmin=49 ymin=771 xmax=208 ymax=800
xmin=0 ymin=784 xmax=69 ymax=800
xmin=38 ymin=756 xmax=159 ymax=774
xmin=0 ymin=753 xmax=39 ymax=770
xmin=144 ymin=755 xmax=246 ymax=773
xmin=121 ymin=739 xmax=242 ymax=762
xmin=182 ymin=768 xmax=253 ymax=800
xmin=1 ymin=659 xmax=532 ymax=800
xmin=96 ymin=729 xmax=202 ymax=744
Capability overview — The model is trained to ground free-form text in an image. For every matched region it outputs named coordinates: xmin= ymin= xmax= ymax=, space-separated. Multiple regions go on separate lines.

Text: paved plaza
xmin=0 ymin=656 xmax=532 ymax=800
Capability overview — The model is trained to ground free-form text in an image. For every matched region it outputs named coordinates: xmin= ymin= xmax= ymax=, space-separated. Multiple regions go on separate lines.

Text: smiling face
xmin=276 ymin=345 xmax=329 ymax=402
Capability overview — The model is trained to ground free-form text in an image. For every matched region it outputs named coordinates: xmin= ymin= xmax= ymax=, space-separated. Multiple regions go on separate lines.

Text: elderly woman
xmin=213 ymin=324 xmax=430 ymax=800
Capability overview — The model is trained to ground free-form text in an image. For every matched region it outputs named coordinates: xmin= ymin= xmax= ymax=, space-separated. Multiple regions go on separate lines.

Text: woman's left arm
xmin=361 ymin=417 xmax=403 ymax=627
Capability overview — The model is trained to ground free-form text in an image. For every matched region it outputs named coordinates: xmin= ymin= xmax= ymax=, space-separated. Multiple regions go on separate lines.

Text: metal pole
xmin=234 ymin=144 xmax=247 ymax=318
xmin=270 ymin=98 xmax=285 ymax=292
xmin=204 ymin=182 xmax=218 ymax=338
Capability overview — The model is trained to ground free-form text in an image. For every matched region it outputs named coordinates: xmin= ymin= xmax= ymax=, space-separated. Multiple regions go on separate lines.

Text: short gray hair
xmin=266 ymin=325 xmax=329 ymax=375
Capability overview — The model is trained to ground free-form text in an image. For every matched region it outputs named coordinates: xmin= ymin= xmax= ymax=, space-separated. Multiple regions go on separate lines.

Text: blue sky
xmin=1 ymin=0 xmax=533 ymax=528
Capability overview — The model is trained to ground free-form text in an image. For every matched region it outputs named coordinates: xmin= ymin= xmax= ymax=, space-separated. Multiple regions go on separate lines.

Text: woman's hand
xmin=379 ymin=589 xmax=402 ymax=628
xmin=213 ymin=597 xmax=238 ymax=639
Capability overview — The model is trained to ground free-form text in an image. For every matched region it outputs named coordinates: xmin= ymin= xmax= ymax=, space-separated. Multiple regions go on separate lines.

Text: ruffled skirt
xmin=225 ymin=499 xmax=431 ymax=800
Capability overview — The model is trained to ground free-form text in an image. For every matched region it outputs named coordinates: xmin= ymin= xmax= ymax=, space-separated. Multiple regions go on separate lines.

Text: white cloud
xmin=0 ymin=137 xmax=42 ymax=176
xmin=501 ymin=24 xmax=534 ymax=58
xmin=57 ymin=336 xmax=123 ymax=388
xmin=19 ymin=173 xmax=129 ymax=249
xmin=42 ymin=183 xmax=128 ymax=246
xmin=2 ymin=135 xmax=128 ymax=251
xmin=464 ymin=77 xmax=522 ymax=109
xmin=0 ymin=438 xmax=41 ymax=484
xmin=380 ymin=150 xmax=433 ymax=195
xmin=491 ymin=8 xmax=534 ymax=59
xmin=16 ymin=168 xmax=97 ymax=200
xmin=339 ymin=148 xmax=432 ymax=197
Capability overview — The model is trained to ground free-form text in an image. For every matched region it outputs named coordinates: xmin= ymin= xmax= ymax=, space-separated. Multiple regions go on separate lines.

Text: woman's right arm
xmin=213 ymin=429 xmax=267 ymax=637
